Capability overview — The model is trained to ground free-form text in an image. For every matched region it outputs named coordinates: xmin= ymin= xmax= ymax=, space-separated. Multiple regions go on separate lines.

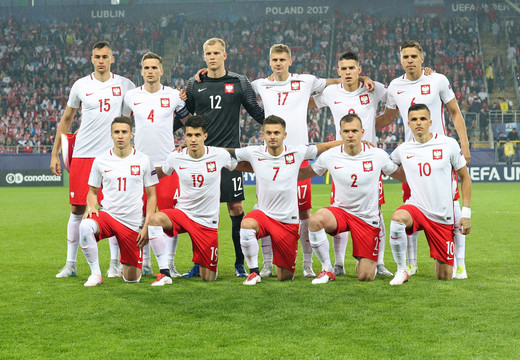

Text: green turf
xmin=0 ymin=183 xmax=518 ymax=359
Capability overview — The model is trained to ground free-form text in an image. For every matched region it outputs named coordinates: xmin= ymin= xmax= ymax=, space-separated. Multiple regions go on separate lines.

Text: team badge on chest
xmin=432 ymin=149 xmax=443 ymax=160
xmin=363 ymin=161 xmax=373 ymax=172
xmin=224 ymin=84 xmax=234 ymax=93
xmin=359 ymin=94 xmax=370 ymax=105
xmin=130 ymin=165 xmax=141 ymax=175
xmin=285 ymin=153 xmax=295 ymax=165
xmin=291 ymin=81 xmax=300 ymax=91
xmin=112 ymin=86 xmax=122 ymax=96
xmin=160 ymin=98 xmax=170 ymax=107
xmin=421 ymin=85 xmax=430 ymax=95
xmin=206 ymin=161 xmax=217 ymax=172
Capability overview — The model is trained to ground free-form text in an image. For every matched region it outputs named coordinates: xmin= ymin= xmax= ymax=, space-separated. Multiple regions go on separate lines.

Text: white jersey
xmin=313 ymin=81 xmax=386 ymax=143
xmin=236 ymin=144 xmax=318 ymax=224
xmin=68 ymin=72 xmax=135 ymax=158
xmin=390 ymin=134 xmax=466 ymax=224
xmin=251 ymin=73 xmax=326 ymax=145
xmin=123 ymin=85 xmax=186 ymax=167
xmin=312 ymin=144 xmax=397 ymax=227
xmin=89 ymin=148 xmax=158 ymax=232
xmin=162 ymin=146 xmax=237 ymax=228
xmin=386 ymin=72 xmax=455 ymax=141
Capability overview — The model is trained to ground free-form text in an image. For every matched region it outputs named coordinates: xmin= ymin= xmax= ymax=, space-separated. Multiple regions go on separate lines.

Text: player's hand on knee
xmin=137 ymin=228 xmax=149 ymax=248
xmin=85 ymin=207 xmax=99 ymax=219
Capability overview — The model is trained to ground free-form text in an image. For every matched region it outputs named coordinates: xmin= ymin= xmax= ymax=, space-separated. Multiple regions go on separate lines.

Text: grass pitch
xmin=0 ymin=183 xmax=519 ymax=359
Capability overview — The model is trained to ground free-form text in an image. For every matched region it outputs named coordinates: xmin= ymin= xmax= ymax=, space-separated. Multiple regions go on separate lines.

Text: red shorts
xmin=90 ymin=211 xmax=143 ymax=268
xmin=245 ymin=209 xmax=299 ymax=273
xmin=298 ymin=160 xmax=312 ymax=211
xmin=326 ymin=206 xmax=380 ymax=261
xmin=143 ymin=171 xmax=180 ymax=212
xmin=70 ymin=158 xmax=95 ymax=205
xmin=161 ymin=208 xmax=219 ymax=272
xmin=398 ymin=204 xmax=455 ymax=266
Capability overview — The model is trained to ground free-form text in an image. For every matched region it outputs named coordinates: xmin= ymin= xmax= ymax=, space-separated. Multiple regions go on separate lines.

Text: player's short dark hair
xmin=185 ymin=115 xmax=207 ymax=133
xmin=400 ymin=40 xmax=423 ymax=54
xmin=111 ymin=116 xmax=133 ymax=129
xmin=141 ymin=51 xmax=163 ymax=65
xmin=264 ymin=115 xmax=286 ymax=130
xmin=338 ymin=51 xmax=359 ymax=63
xmin=340 ymin=113 xmax=362 ymax=128
xmin=93 ymin=41 xmax=111 ymax=52
xmin=408 ymin=103 xmax=430 ymax=116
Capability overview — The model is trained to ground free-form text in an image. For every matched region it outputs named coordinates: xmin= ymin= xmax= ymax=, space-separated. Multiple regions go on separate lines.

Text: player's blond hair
xmin=270 ymin=44 xmax=291 ymax=58
xmin=400 ymin=40 xmax=423 ymax=54
xmin=203 ymin=38 xmax=226 ymax=52
xmin=141 ymin=51 xmax=163 ymax=65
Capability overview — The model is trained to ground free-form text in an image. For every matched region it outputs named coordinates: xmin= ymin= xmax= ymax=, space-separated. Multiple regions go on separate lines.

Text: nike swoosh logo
xmin=298 ymin=201 xmax=308 ymax=205
xmin=86 ymin=93 xmax=94 ymax=96
xmin=104 ymin=170 xmax=113 ymax=173
xmin=372 ymin=252 xmax=378 ymax=256
xmin=234 ymin=193 xmax=243 ymax=197
xmin=334 ymin=166 xmax=343 ymax=169
xmin=447 ymin=257 xmax=453 ymax=260
xmin=179 ymin=167 xmax=187 ymax=170
xmin=134 ymin=102 xmax=142 ymax=105
xmin=198 ymin=88 xmax=207 ymax=92
xmin=138 ymin=260 xmax=143 ymax=264
xmin=397 ymin=91 xmax=405 ymax=94
xmin=334 ymin=101 xmax=341 ymax=104
xmin=266 ymin=86 xmax=273 ymax=89
xmin=257 ymin=158 xmax=268 ymax=161
xmin=406 ymin=156 xmax=415 ymax=159
xmin=390 ymin=236 xmax=399 ymax=240
xmin=210 ymin=263 xmax=217 ymax=267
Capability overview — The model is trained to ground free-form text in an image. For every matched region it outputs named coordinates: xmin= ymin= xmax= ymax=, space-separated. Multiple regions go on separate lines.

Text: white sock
xmin=148 ymin=225 xmax=169 ymax=270
xmin=377 ymin=212 xmax=386 ymax=265
xmin=108 ymin=236 xmax=119 ymax=262
xmin=390 ymin=221 xmax=407 ymax=272
xmin=333 ymin=232 xmax=348 ymax=267
xmin=66 ymin=213 xmax=83 ymax=263
xmin=240 ymin=228 xmax=259 ymax=270
xmin=79 ymin=219 xmax=101 ymax=276
xmin=167 ymin=234 xmax=179 ymax=266
xmin=309 ymin=229 xmax=333 ymax=272
xmin=453 ymin=201 xmax=466 ymax=268
xmin=407 ymin=232 xmax=418 ymax=267
xmin=142 ymin=243 xmax=152 ymax=268
xmin=260 ymin=236 xmax=273 ymax=268
xmin=300 ymin=219 xmax=313 ymax=265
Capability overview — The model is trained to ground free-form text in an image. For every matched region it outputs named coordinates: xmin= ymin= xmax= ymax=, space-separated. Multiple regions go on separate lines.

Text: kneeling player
xmin=79 ymin=116 xmax=158 ymax=286
xmin=228 ymin=115 xmax=341 ymax=285
xmin=147 ymin=116 xmax=238 ymax=284
xmin=388 ymin=104 xmax=472 ymax=285
xmin=299 ymin=114 xmax=405 ymax=284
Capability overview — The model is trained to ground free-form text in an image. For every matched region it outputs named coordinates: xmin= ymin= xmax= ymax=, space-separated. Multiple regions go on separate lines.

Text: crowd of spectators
xmin=1 ymin=10 xmax=511 ymax=153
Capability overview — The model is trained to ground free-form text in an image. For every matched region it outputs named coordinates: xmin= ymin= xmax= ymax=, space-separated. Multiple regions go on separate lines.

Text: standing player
xmin=227 ymin=115 xmax=341 ymax=285
xmin=184 ymin=38 xmax=265 ymax=278
xmin=50 ymin=41 xmax=135 ymax=278
xmin=311 ymin=51 xmax=393 ymax=277
xmin=146 ymin=116 xmax=238 ymax=284
xmin=388 ymin=104 xmax=471 ymax=285
xmin=79 ymin=116 xmax=158 ymax=286
xmin=123 ymin=52 xmax=190 ymax=277
xmin=376 ymin=40 xmax=470 ymax=279
xmin=298 ymin=114 xmax=405 ymax=284
xmin=251 ymin=44 xmax=375 ymax=278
